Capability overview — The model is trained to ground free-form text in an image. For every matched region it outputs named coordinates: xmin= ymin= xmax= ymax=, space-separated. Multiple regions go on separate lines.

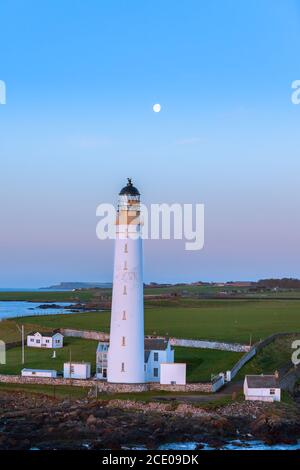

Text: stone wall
xmin=170 ymin=338 xmax=250 ymax=352
xmin=60 ymin=328 xmax=250 ymax=352
xmin=229 ymin=346 xmax=257 ymax=380
xmin=0 ymin=373 xmax=95 ymax=388
xmin=225 ymin=332 xmax=300 ymax=382
xmin=0 ymin=374 xmax=212 ymax=393
xmin=59 ymin=328 xmax=109 ymax=341
xmin=149 ymin=382 xmax=212 ymax=393
xmin=279 ymin=364 xmax=300 ymax=393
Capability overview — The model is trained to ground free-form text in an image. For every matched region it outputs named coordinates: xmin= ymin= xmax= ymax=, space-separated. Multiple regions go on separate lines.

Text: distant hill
xmin=40 ymin=282 xmax=112 ymax=290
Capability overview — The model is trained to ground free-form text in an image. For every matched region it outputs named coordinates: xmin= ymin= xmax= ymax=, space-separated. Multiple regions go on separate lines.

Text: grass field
xmin=0 ymin=320 xmax=54 ymax=343
xmin=175 ymin=347 xmax=242 ymax=382
xmin=0 ymin=338 xmax=241 ymax=382
xmin=13 ymin=299 xmax=300 ymax=343
xmin=0 ymin=337 xmax=99 ymax=375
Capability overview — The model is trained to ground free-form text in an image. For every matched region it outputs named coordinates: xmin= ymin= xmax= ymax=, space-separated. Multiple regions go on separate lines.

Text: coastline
xmin=0 ymin=390 xmax=299 ymax=450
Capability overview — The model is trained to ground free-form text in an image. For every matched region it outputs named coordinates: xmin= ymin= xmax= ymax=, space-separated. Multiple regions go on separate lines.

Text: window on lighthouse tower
xmin=123 ymin=285 xmax=127 ymax=295
xmin=121 ymin=362 xmax=125 ymax=372
xmin=122 ymin=336 xmax=126 ymax=346
xmin=124 ymin=243 xmax=128 ymax=253
xmin=124 ymin=261 xmax=128 ymax=270
xmin=122 ymin=310 xmax=126 ymax=320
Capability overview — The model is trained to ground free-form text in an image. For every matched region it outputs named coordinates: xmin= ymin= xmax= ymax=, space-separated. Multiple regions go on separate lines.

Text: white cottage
xmin=144 ymin=338 xmax=174 ymax=382
xmin=63 ymin=362 xmax=91 ymax=379
xmin=244 ymin=375 xmax=281 ymax=402
xmin=27 ymin=331 xmax=64 ymax=349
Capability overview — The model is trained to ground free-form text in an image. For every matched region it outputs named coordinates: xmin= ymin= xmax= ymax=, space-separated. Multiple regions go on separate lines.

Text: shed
xmin=160 ymin=363 xmax=186 ymax=385
xmin=63 ymin=362 xmax=91 ymax=380
xmin=21 ymin=368 xmax=57 ymax=378
xmin=244 ymin=375 xmax=281 ymax=402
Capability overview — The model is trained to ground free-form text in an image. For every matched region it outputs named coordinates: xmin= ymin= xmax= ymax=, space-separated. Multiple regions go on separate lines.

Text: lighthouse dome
xmin=119 ymin=178 xmax=140 ymax=196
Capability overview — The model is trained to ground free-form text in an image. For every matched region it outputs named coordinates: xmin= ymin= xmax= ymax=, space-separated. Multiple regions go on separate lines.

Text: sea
xmin=158 ymin=440 xmax=300 ymax=450
xmin=0 ymin=288 xmax=77 ymax=320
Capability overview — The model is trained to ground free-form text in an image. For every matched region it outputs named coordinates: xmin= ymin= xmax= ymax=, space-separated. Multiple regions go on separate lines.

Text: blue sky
xmin=0 ymin=0 xmax=300 ymax=287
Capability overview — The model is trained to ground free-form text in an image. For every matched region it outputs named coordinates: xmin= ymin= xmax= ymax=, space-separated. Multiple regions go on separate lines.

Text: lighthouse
xmin=107 ymin=179 xmax=145 ymax=383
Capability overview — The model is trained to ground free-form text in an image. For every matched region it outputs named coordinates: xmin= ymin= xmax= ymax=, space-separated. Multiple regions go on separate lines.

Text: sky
xmin=0 ymin=0 xmax=300 ymax=287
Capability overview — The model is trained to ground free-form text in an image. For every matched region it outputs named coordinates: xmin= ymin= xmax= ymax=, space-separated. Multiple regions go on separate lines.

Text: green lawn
xmin=14 ymin=299 xmax=300 ymax=343
xmin=175 ymin=347 xmax=242 ymax=382
xmin=0 ymin=337 xmax=99 ymax=375
xmin=0 ymin=382 xmax=90 ymax=399
xmin=0 ymin=337 xmax=241 ymax=382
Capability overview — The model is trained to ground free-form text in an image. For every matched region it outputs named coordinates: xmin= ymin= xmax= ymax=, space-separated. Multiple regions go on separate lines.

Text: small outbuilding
xmin=244 ymin=374 xmax=281 ymax=402
xmin=160 ymin=363 xmax=186 ymax=385
xmin=21 ymin=368 xmax=57 ymax=378
xmin=63 ymin=362 xmax=91 ymax=380
xmin=27 ymin=331 xmax=64 ymax=349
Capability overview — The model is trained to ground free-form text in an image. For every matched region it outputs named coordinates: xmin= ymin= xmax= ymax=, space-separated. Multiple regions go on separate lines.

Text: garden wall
xmin=170 ymin=338 xmax=250 ymax=352
xmin=0 ymin=374 xmax=212 ymax=393
xmin=60 ymin=328 xmax=250 ymax=352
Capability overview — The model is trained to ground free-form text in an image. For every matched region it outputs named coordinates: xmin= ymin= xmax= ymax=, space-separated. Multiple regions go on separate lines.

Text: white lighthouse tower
xmin=107 ymin=179 xmax=145 ymax=383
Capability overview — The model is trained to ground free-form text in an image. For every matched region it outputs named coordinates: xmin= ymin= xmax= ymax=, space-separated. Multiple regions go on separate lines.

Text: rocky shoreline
xmin=0 ymin=391 xmax=300 ymax=450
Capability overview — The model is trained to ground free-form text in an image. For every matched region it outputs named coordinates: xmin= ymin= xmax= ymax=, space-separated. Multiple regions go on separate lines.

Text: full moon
xmin=152 ymin=103 xmax=161 ymax=113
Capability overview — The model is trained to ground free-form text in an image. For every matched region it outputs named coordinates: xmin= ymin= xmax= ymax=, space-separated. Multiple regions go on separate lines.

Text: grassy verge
xmin=0 ymin=382 xmax=89 ymax=399
xmin=235 ymin=335 xmax=299 ymax=380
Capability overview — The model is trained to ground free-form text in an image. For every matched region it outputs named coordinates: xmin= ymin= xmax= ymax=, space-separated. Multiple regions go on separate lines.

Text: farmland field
xmin=12 ymin=299 xmax=300 ymax=344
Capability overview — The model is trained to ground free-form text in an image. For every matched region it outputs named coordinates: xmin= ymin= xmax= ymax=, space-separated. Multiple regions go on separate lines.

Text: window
xmin=122 ymin=310 xmax=126 ymax=320
xmin=46 ymin=339 xmax=50 ymax=343
xmin=30 ymin=338 xmax=34 ymax=342
xmin=36 ymin=339 xmax=40 ymax=344
xmin=124 ymin=260 xmax=128 ymax=271
xmin=55 ymin=339 xmax=60 ymax=344
xmin=153 ymin=368 xmax=158 ymax=377
xmin=154 ymin=352 xmax=159 ymax=362
xmin=121 ymin=362 xmax=125 ymax=372
xmin=122 ymin=336 xmax=126 ymax=346
xmin=123 ymin=285 xmax=127 ymax=295
xmin=124 ymin=243 xmax=128 ymax=253
xmin=171 ymin=381 xmax=176 ymax=385
xmin=270 ymin=389 xmax=276 ymax=395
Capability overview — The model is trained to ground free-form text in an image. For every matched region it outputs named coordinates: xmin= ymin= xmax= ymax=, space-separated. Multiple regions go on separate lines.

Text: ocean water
xmin=158 ymin=439 xmax=300 ymax=450
xmin=0 ymin=301 xmax=76 ymax=320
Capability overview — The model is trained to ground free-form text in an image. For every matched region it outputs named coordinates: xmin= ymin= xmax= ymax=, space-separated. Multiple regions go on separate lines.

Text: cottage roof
xmin=144 ymin=338 xmax=169 ymax=351
xmin=21 ymin=368 xmax=57 ymax=373
xmin=246 ymin=375 xmax=279 ymax=389
xmin=28 ymin=330 xmax=62 ymax=338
